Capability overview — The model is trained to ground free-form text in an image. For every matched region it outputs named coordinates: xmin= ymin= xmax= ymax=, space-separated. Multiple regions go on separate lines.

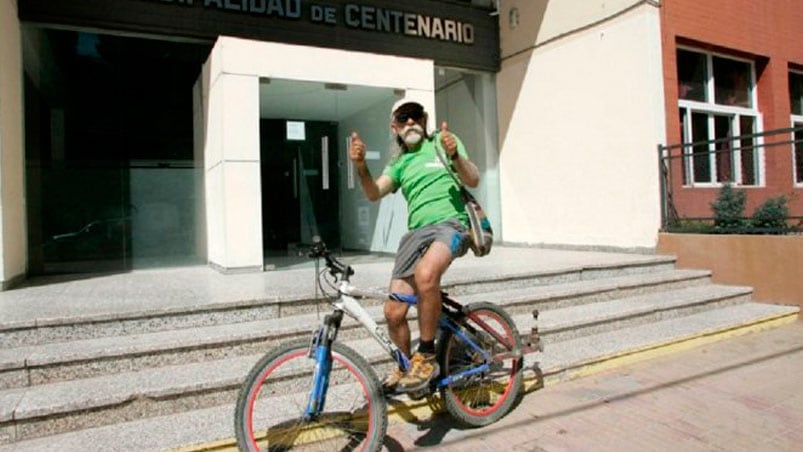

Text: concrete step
xmin=532 ymin=283 xmax=752 ymax=343
xmin=0 ymin=270 xmax=711 ymax=389
xmin=529 ymin=302 xmax=800 ymax=382
xmin=0 ymin=283 xmax=789 ymax=444
xmin=0 ymin=256 xmax=678 ymax=349
xmin=0 ymin=301 xmax=797 ymax=451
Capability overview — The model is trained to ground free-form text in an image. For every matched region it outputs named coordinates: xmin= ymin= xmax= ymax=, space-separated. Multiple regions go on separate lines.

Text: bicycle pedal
xmin=406 ymin=388 xmax=429 ymax=401
xmin=383 ymin=386 xmax=401 ymax=397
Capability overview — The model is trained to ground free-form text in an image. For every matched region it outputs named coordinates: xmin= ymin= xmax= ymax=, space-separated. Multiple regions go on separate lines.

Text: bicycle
xmin=234 ymin=239 xmax=529 ymax=451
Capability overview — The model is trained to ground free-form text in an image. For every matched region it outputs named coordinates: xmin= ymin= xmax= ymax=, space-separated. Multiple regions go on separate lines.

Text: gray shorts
xmin=391 ymin=219 xmax=471 ymax=280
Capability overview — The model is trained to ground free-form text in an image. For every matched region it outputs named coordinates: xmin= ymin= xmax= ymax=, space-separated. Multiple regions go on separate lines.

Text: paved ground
xmin=383 ymin=319 xmax=803 ymax=451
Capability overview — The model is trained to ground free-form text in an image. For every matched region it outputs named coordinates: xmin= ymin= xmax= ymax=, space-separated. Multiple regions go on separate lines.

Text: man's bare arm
xmin=440 ymin=122 xmax=480 ymax=188
xmin=350 ymin=132 xmax=395 ymax=201
xmin=451 ymin=154 xmax=480 ymax=188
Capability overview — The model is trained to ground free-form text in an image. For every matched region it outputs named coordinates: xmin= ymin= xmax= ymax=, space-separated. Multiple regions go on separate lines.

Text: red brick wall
xmin=660 ymin=0 xmax=803 ymax=222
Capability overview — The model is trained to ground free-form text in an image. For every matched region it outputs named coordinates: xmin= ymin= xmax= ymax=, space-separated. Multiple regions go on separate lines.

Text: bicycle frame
xmin=303 ymin=278 xmax=502 ymax=417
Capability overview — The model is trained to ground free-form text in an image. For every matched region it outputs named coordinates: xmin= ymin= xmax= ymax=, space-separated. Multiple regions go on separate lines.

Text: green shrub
xmin=751 ymin=195 xmax=790 ymax=232
xmin=710 ymin=184 xmax=748 ymax=230
xmin=666 ymin=218 xmax=715 ymax=234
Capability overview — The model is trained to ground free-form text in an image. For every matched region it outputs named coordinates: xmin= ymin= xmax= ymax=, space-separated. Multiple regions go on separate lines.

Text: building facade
xmin=1 ymin=0 xmax=801 ymax=288
xmin=0 ymin=0 xmax=501 ymax=284
xmin=659 ymin=0 xmax=803 ymax=221
xmin=495 ymin=0 xmax=802 ymax=245
xmin=496 ymin=0 xmax=666 ymax=250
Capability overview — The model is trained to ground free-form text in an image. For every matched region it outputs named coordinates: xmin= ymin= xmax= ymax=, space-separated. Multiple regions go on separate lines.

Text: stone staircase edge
xmin=3 ymin=297 xmax=788 ymax=424
xmin=0 ymin=270 xmax=719 ymax=371
xmin=0 ymin=256 xmax=679 ymax=333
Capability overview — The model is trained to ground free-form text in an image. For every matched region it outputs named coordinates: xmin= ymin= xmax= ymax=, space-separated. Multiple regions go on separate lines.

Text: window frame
xmin=677 ymin=46 xmax=763 ymax=188
xmin=792 ymin=69 xmax=803 ymax=187
xmin=793 ymin=117 xmax=803 ymax=187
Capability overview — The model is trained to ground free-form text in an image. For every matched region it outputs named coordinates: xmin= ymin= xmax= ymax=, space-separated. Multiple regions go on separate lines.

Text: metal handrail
xmin=658 ymin=126 xmax=803 ymax=234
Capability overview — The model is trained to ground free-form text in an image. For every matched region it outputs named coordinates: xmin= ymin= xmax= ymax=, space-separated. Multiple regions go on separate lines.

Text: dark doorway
xmin=260 ymin=119 xmax=340 ymax=254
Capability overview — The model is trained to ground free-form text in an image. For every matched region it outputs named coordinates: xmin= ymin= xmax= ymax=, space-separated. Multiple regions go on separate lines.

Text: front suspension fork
xmin=304 ymin=310 xmax=343 ymax=420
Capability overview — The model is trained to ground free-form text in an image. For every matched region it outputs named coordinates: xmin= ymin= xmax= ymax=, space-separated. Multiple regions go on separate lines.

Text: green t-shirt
xmin=383 ymin=132 xmax=469 ymax=230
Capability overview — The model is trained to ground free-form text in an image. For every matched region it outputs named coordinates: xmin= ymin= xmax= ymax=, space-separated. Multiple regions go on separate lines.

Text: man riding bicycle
xmin=348 ymin=99 xmax=480 ymax=392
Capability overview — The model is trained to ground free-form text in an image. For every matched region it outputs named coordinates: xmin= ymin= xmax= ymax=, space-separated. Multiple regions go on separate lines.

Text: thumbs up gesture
xmin=440 ymin=122 xmax=458 ymax=159
xmin=349 ymin=131 xmax=366 ymax=164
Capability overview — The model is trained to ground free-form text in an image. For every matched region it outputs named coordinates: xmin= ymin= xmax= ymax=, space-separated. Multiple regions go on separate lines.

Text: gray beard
xmin=400 ymin=124 xmax=425 ymax=147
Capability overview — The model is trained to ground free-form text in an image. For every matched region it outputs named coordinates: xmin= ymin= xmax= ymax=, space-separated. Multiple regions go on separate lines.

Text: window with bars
xmin=677 ymin=48 xmax=761 ymax=186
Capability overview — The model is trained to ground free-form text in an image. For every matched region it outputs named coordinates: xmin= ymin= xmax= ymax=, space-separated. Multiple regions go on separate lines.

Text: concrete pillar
xmin=201 ymin=51 xmax=263 ymax=272
xmin=0 ymin=0 xmax=27 ymax=289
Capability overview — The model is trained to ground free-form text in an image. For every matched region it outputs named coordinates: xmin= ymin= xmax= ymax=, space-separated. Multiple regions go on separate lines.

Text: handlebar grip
xmin=326 ymin=254 xmax=354 ymax=278
xmin=307 ymin=239 xmax=354 ymax=278
xmin=308 ymin=240 xmax=327 ymax=258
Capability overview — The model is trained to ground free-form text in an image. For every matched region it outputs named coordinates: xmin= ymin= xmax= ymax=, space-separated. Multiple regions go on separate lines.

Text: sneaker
xmin=397 ymin=352 xmax=439 ymax=392
xmin=382 ymin=367 xmax=404 ymax=393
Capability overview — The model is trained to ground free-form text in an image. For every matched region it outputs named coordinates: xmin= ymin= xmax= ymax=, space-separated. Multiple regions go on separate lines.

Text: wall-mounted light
xmin=509 ymin=7 xmax=520 ymax=30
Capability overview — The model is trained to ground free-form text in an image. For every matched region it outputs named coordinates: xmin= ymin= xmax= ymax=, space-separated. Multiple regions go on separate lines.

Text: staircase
xmin=0 ymin=249 xmax=798 ymax=451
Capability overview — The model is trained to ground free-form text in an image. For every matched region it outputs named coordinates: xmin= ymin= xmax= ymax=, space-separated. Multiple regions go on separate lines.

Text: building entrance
xmin=256 ymin=78 xmax=401 ymax=261
xmin=260 ymin=119 xmax=340 ymax=254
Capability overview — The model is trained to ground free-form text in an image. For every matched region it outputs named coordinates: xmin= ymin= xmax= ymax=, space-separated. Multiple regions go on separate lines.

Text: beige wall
xmin=0 ymin=0 xmax=26 ymax=288
xmin=657 ymin=233 xmax=803 ymax=308
xmin=500 ymin=0 xmax=656 ymax=55
xmin=497 ymin=1 xmax=665 ymax=249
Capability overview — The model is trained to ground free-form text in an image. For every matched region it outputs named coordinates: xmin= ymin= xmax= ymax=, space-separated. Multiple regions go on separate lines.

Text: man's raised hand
xmin=440 ymin=122 xmax=458 ymax=159
xmin=349 ymin=131 xmax=366 ymax=164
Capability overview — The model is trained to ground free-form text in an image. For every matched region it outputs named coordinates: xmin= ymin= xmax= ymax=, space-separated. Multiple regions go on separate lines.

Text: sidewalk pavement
xmin=385 ymin=319 xmax=803 ymax=451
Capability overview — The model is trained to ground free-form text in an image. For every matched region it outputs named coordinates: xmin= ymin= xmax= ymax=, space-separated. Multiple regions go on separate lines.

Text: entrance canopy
xmin=196 ymin=37 xmax=435 ymax=272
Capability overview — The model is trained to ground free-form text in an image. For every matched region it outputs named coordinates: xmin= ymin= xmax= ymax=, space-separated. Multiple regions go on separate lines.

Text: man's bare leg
xmin=385 ymin=277 xmax=415 ymax=357
xmin=382 ymin=278 xmax=415 ymax=391
xmin=397 ymin=241 xmax=453 ymax=391
xmin=413 ymin=241 xmax=453 ymax=343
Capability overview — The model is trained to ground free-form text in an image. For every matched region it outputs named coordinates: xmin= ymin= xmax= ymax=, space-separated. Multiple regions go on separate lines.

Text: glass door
xmin=260 ymin=119 xmax=339 ymax=254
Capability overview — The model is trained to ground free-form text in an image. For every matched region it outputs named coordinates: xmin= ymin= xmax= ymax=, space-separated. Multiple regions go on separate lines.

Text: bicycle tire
xmin=234 ymin=338 xmax=387 ymax=452
xmin=438 ymin=302 xmax=524 ymax=427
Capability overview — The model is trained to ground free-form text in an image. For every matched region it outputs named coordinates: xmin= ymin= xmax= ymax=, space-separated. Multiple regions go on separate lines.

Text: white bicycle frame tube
xmin=334 ymin=281 xmax=402 ymax=359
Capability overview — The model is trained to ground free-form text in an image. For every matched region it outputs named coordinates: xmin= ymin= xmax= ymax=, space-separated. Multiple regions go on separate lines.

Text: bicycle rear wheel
xmin=438 ymin=302 xmax=523 ymax=427
xmin=234 ymin=338 xmax=387 ymax=452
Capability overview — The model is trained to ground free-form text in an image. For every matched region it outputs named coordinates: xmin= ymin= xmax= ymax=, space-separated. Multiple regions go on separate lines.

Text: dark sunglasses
xmin=394 ymin=109 xmax=424 ymax=124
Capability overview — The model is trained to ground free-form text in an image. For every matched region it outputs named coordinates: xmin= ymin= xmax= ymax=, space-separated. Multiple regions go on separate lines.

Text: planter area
xmin=657 ymin=233 xmax=803 ymax=309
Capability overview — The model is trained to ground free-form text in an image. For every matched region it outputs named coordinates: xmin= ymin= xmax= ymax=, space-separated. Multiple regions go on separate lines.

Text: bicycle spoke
xmin=440 ymin=303 xmax=523 ymax=426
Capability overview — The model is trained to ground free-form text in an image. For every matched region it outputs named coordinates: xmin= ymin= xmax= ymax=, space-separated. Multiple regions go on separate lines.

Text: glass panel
xmin=714 ymin=115 xmax=733 ymax=183
xmin=679 ymin=109 xmax=690 ymax=184
xmin=713 ymin=56 xmax=752 ymax=107
xmin=792 ymin=72 xmax=803 ymax=116
xmin=677 ymin=49 xmax=708 ymax=102
xmin=24 ymin=28 xmax=210 ymax=274
xmin=795 ymin=123 xmax=803 ymax=184
xmin=739 ymin=116 xmax=757 ymax=185
xmin=691 ymin=112 xmax=711 ymax=183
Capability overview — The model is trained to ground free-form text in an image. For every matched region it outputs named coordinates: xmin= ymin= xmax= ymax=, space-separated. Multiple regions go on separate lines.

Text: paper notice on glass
xmin=358 ymin=206 xmax=370 ymax=227
xmin=286 ymin=121 xmax=305 ymax=140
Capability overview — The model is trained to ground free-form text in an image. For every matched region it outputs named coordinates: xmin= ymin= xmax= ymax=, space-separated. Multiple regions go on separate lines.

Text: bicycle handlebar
xmin=308 ymin=237 xmax=354 ymax=280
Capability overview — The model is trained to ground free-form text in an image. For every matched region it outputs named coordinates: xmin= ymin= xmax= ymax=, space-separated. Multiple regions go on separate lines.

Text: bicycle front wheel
xmin=234 ymin=338 xmax=387 ymax=452
xmin=438 ymin=302 xmax=524 ymax=427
